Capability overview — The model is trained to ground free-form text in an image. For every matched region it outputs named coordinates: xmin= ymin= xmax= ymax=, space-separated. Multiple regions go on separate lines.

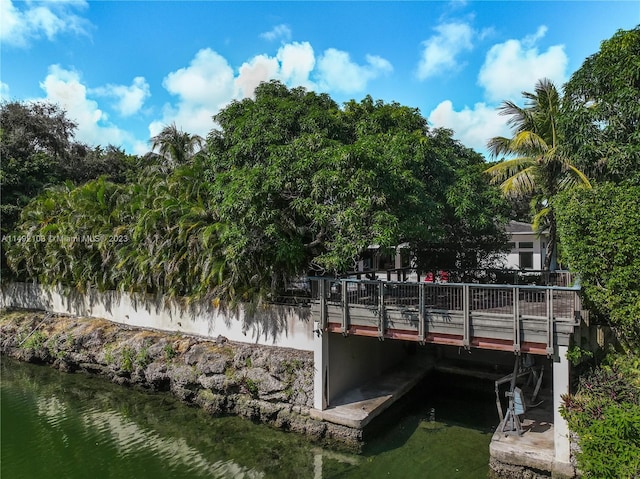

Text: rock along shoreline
xmin=0 ymin=308 xmax=363 ymax=450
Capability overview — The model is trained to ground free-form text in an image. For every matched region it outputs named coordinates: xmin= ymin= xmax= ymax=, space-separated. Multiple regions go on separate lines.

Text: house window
xmin=519 ymin=252 xmax=534 ymax=269
xmin=519 ymin=241 xmax=534 ymax=249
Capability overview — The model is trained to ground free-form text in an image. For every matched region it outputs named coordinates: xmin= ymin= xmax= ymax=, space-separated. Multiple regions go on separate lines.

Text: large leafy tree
xmin=207 ymin=81 xmax=508 ymax=295
xmin=8 ymin=82 xmax=508 ymax=303
xmin=0 ymin=101 xmax=76 ymax=235
xmin=561 ymin=26 xmax=640 ymax=184
xmin=485 ymin=78 xmax=591 ymax=270
xmin=555 ymin=183 xmax=640 ymax=351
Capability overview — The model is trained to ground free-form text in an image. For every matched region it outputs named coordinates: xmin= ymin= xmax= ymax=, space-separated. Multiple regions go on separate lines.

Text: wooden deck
xmin=310 ymin=279 xmax=583 ymax=356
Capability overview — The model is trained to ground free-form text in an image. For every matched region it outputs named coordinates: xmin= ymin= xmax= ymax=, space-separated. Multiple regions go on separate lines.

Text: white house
xmin=501 ymin=221 xmax=548 ymax=270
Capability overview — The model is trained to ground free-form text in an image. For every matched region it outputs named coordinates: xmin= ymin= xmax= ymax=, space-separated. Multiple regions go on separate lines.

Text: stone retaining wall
xmin=0 ymin=309 xmax=362 ymax=449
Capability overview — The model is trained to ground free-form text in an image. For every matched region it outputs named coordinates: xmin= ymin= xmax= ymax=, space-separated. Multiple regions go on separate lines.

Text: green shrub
xmin=21 ymin=330 xmax=46 ymax=350
xmin=104 ymin=344 xmax=115 ymax=364
xmin=562 ymin=354 xmax=640 ymax=477
xmin=121 ymin=347 xmax=134 ymax=372
xmin=135 ymin=346 xmax=151 ymax=369
xmin=163 ymin=343 xmax=176 ymax=361
xmin=243 ymin=377 xmax=259 ymax=399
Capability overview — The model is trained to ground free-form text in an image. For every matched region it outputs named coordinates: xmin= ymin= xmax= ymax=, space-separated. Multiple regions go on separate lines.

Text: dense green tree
xmin=1 ymin=101 xmax=141 ymax=236
xmin=0 ymin=101 xmax=76 ymax=235
xmin=63 ymin=144 xmax=141 ymax=185
xmin=486 ymin=79 xmax=591 ymax=270
xmin=7 ymin=83 xmax=508 ymax=303
xmin=207 ymin=81 xmax=508 ymax=295
xmin=413 ymin=129 xmax=510 ymax=273
xmin=561 ymin=26 xmax=640 ymax=184
xmin=555 ymin=183 xmax=640 ymax=351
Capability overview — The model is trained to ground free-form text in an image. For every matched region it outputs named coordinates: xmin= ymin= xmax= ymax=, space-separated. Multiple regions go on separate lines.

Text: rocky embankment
xmin=0 ymin=309 xmax=362 ymax=448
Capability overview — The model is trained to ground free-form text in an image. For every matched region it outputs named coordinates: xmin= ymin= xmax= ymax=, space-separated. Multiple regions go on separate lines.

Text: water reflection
xmin=2 ymin=358 xmax=493 ymax=479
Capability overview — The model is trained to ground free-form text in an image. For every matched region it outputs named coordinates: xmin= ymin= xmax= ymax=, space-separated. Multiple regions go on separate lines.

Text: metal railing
xmin=310 ymin=277 xmax=582 ymax=355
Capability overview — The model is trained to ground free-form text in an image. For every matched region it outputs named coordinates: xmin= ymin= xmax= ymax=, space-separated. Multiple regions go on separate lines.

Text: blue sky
xmin=2 ymin=1 xmax=638 ymax=157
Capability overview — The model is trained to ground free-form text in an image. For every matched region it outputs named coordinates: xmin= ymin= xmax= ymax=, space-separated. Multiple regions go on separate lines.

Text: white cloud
xmin=152 ymin=43 xmax=391 ymax=139
xmin=132 ymin=140 xmax=151 ymax=156
xmin=417 ymin=22 xmax=474 ymax=80
xmin=92 ymin=77 xmax=150 ymax=117
xmin=260 ymin=24 xmax=292 ymax=42
xmin=235 ymin=54 xmax=281 ymax=98
xmin=0 ymin=81 xmax=9 ymax=100
xmin=38 ymin=65 xmax=133 ymax=147
xmin=150 ymin=48 xmax=236 ymax=138
xmin=277 ymin=42 xmax=317 ymax=88
xmin=428 ymin=100 xmax=509 ymax=156
xmin=316 ymin=49 xmax=393 ymax=94
xmin=478 ymin=26 xmax=568 ymax=102
xmin=0 ymin=0 xmax=90 ymax=47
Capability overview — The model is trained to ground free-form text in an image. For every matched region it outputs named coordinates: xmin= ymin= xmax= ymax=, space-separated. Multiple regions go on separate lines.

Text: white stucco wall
xmin=0 ymin=282 xmax=315 ymax=351
xmin=326 ymin=334 xmax=408 ymax=405
xmin=504 ymin=233 xmax=545 ymax=270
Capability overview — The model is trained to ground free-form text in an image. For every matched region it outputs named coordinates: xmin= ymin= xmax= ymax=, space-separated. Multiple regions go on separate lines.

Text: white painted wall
xmin=326 ymin=334 xmax=408 ymax=405
xmin=0 ymin=282 xmax=315 ymax=351
xmin=504 ymin=232 xmax=546 ymax=270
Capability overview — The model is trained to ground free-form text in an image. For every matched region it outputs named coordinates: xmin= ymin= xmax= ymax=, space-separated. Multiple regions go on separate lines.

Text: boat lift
xmin=495 ymin=354 xmax=544 ymax=436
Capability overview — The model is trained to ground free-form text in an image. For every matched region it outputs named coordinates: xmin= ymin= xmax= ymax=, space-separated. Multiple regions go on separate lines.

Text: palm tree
xmin=485 ymin=78 xmax=591 ymax=270
xmin=149 ymin=123 xmax=204 ymax=172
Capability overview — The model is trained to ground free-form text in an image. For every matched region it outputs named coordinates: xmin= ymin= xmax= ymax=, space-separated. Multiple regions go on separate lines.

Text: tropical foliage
xmin=561 ymin=26 xmax=640 ymax=184
xmin=556 ymin=183 xmax=640 ymax=351
xmin=556 ymin=26 xmax=640 ymax=478
xmin=561 ymin=354 xmax=640 ymax=478
xmin=6 ymin=162 xmax=233 ymax=302
xmin=1 ymin=101 xmax=140 ymax=277
xmin=485 ymin=79 xmax=591 ymax=269
xmin=206 ymin=81 xmax=508 ymax=292
xmin=6 ymin=82 xmax=509 ymax=302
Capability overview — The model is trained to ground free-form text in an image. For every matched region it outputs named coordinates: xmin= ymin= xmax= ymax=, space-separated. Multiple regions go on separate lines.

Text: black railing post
xmin=341 ymin=280 xmax=348 ymax=335
xmin=378 ymin=282 xmax=385 ymax=340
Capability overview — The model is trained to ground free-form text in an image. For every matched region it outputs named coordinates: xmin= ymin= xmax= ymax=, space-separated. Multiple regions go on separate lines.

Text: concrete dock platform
xmin=310 ymin=356 xmax=434 ymax=429
xmin=489 ymin=390 xmax=575 ymax=478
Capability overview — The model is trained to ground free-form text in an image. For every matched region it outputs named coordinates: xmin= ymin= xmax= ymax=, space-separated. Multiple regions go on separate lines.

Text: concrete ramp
xmin=310 ymin=356 xmax=434 ymax=429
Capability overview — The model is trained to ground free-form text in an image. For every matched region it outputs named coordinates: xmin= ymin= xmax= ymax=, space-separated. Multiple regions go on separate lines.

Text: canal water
xmin=1 ymin=358 xmax=498 ymax=478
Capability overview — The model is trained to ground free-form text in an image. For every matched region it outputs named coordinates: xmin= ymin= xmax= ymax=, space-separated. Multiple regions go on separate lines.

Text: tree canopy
xmin=6 ymin=82 xmax=509 ymax=302
xmin=561 ymin=26 xmax=640 ymax=184
xmin=0 ymin=101 xmax=138 ymax=236
xmin=206 ymin=81 xmax=508 ymax=294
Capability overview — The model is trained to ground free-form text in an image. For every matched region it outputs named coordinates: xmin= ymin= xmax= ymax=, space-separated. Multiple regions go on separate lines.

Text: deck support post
xmin=319 ymin=280 xmax=328 ymax=330
xmin=546 ymin=289 xmax=554 ymax=356
xmin=313 ymin=310 xmax=329 ymax=411
xmin=552 ymin=345 xmax=573 ymax=476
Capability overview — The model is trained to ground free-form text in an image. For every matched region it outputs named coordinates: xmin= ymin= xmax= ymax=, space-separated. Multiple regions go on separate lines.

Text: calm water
xmin=1 ymin=358 xmax=497 ymax=478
